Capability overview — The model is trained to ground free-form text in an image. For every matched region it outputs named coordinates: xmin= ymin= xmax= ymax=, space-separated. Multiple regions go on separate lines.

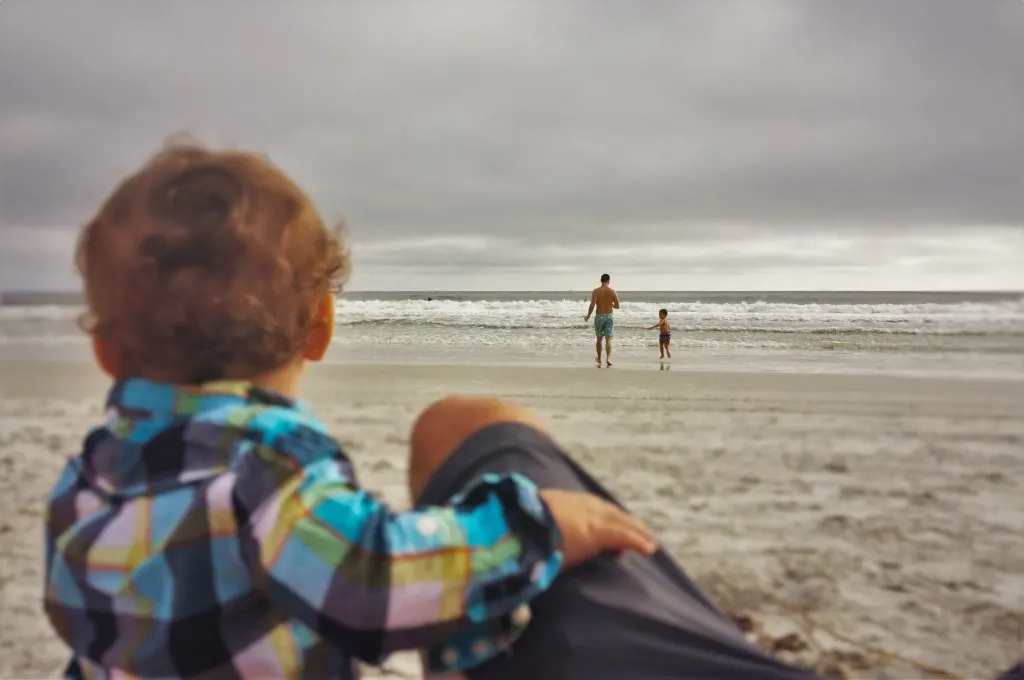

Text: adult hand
xmin=540 ymin=489 xmax=657 ymax=569
xmin=583 ymin=315 xmax=590 ymax=322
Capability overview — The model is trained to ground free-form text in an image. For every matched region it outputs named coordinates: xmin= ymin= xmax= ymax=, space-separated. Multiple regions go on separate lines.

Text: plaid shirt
xmin=44 ymin=379 xmax=563 ymax=679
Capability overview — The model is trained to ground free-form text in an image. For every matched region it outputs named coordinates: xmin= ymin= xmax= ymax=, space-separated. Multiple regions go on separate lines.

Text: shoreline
xmin=4 ymin=287 xmax=1024 ymax=384
xmin=2 ymin=343 xmax=1024 ymax=387
xmin=3 ymin=358 xmax=1024 ymax=401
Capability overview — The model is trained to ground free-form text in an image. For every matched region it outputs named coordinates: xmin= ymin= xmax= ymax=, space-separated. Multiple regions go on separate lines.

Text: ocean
xmin=2 ymin=290 xmax=1023 ymax=378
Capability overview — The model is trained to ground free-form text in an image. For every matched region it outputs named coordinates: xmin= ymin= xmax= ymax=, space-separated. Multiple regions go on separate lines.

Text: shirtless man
xmin=584 ymin=273 xmax=620 ymax=366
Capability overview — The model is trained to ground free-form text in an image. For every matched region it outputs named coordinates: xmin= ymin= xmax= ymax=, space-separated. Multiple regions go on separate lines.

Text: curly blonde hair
xmin=76 ymin=141 xmax=349 ymax=383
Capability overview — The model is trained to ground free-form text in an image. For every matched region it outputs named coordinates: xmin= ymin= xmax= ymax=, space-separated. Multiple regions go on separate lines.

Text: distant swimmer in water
xmin=648 ymin=308 xmax=671 ymax=360
xmin=584 ymin=273 xmax=619 ymax=367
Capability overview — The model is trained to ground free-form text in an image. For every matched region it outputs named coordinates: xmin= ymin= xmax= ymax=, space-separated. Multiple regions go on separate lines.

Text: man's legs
xmin=594 ymin=336 xmax=603 ymax=364
xmin=408 ymin=395 xmax=548 ymax=501
xmin=604 ymin=336 xmax=612 ymax=365
xmin=408 ymin=396 xmax=816 ymax=680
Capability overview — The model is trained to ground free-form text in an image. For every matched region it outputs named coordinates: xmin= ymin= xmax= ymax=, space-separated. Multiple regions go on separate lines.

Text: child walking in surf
xmin=648 ymin=308 xmax=671 ymax=360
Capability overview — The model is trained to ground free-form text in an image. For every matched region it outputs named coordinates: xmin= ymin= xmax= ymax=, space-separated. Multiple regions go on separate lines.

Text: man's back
xmin=592 ymin=286 xmax=617 ymax=316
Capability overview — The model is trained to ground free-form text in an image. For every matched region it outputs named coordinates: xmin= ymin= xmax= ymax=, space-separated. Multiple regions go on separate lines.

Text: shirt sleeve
xmin=236 ymin=454 xmax=563 ymax=666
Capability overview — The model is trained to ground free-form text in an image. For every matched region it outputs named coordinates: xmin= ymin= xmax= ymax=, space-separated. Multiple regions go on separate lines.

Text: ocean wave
xmin=4 ymin=298 xmax=1023 ymax=329
xmin=0 ymin=305 xmax=82 ymax=321
xmin=332 ymin=298 xmax=1024 ymax=333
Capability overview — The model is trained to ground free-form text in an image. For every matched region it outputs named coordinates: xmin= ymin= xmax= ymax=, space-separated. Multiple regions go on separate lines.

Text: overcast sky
xmin=1 ymin=1 xmax=1022 ymax=291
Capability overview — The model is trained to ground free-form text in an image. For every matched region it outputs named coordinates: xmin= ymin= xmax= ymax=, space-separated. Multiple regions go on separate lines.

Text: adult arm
xmin=612 ymin=290 xmax=620 ymax=309
xmin=236 ymin=452 xmax=563 ymax=666
xmin=585 ymin=290 xmax=596 ymax=320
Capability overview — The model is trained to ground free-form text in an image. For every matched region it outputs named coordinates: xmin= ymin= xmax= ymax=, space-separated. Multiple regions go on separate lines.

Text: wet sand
xmin=1 ymin=360 xmax=1022 ymax=678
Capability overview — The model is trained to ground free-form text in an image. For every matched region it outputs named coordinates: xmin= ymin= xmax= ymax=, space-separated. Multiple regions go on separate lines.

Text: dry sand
xmin=1 ymin=360 xmax=1022 ymax=679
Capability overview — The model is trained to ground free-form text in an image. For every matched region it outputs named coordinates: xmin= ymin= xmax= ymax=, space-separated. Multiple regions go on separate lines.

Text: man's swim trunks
xmin=659 ymin=333 xmax=671 ymax=343
xmin=593 ymin=313 xmax=614 ymax=337
xmin=417 ymin=424 xmax=818 ymax=680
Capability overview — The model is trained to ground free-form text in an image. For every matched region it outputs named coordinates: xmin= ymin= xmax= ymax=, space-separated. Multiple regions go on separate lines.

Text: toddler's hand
xmin=540 ymin=489 xmax=657 ymax=569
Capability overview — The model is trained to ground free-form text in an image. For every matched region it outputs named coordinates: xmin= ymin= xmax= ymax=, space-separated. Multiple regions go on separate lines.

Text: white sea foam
xmin=3 ymin=298 xmax=1023 ymax=332
xmin=0 ymin=305 xmax=81 ymax=321
xmin=3 ymin=298 xmax=1023 ymax=357
xmin=333 ymin=298 xmax=1024 ymax=334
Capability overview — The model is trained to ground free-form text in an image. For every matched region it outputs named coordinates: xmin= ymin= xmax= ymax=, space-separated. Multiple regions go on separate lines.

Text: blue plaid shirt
xmin=44 ymin=379 xmax=563 ymax=678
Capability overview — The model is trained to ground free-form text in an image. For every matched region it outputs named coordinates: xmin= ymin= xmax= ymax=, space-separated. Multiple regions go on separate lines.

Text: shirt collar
xmin=105 ymin=378 xmax=311 ymax=419
xmin=80 ymin=378 xmax=311 ymax=498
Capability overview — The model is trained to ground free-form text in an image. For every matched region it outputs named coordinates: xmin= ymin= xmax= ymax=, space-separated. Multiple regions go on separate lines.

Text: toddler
xmin=647 ymin=308 xmax=671 ymax=359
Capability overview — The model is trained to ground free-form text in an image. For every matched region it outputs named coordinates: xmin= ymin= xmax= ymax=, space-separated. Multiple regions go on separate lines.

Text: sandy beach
xmin=1 ymin=359 xmax=1022 ymax=678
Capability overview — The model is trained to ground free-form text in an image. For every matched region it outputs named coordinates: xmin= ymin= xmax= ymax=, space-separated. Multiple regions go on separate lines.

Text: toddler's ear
xmin=303 ymin=293 xmax=335 ymax=362
xmin=92 ymin=336 xmax=121 ymax=379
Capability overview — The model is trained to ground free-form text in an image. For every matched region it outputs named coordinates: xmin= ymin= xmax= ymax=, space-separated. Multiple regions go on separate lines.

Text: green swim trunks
xmin=594 ymin=312 xmax=614 ymax=337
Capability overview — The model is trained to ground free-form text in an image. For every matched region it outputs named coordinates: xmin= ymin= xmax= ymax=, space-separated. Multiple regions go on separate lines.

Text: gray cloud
xmin=1 ymin=0 xmax=1023 ymax=289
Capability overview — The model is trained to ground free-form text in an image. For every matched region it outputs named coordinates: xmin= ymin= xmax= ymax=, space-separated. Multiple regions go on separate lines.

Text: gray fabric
xmin=997 ymin=663 xmax=1024 ymax=680
xmin=416 ymin=423 xmax=818 ymax=680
